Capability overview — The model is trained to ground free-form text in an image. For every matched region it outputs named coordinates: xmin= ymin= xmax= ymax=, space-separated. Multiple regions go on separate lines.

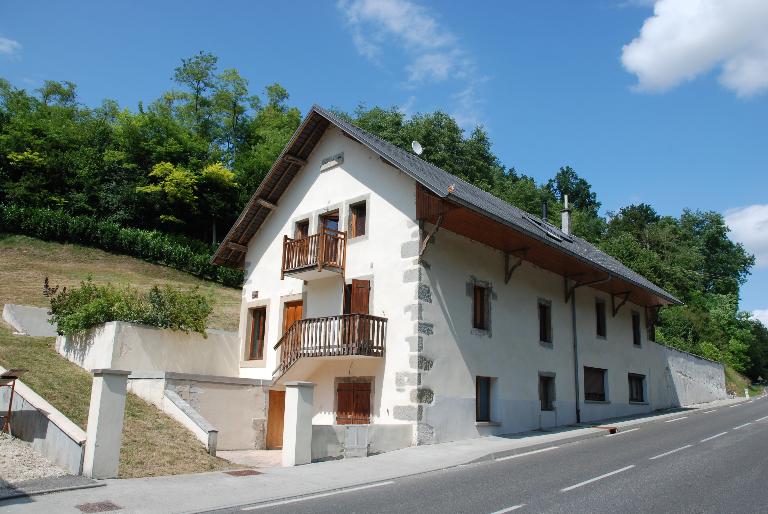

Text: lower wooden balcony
xmin=273 ymin=314 xmax=386 ymax=382
xmin=281 ymin=229 xmax=347 ymax=280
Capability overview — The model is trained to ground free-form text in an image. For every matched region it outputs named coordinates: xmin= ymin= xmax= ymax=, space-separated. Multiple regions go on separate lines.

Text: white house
xmin=212 ymin=106 xmax=725 ymax=458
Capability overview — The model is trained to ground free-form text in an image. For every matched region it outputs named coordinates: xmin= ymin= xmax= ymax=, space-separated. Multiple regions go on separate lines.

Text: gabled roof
xmin=213 ymin=105 xmax=681 ymax=306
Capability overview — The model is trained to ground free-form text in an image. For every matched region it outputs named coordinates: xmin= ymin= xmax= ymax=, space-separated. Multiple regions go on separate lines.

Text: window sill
xmin=633 ymin=344 xmax=642 ymax=348
xmin=475 ymin=421 xmax=502 ymax=427
xmin=629 ymin=401 xmax=648 ymax=405
xmin=240 ymin=360 xmax=266 ymax=368
xmin=584 ymin=400 xmax=610 ymax=404
xmin=539 ymin=341 xmax=553 ymax=349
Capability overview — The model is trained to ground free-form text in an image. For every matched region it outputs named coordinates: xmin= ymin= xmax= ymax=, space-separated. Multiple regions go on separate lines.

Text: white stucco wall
xmin=238 ymin=127 xmax=420 ymax=428
xmin=418 ymin=226 xmax=726 ymax=444
xmin=55 ymin=321 xmax=240 ymax=377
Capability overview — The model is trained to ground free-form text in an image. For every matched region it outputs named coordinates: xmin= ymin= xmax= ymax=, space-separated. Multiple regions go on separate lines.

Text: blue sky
xmin=1 ymin=0 xmax=767 ymax=316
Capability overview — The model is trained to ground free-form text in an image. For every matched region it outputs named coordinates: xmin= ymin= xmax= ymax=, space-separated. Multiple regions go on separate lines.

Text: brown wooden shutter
xmin=350 ymin=279 xmax=370 ymax=314
xmin=336 ymin=383 xmax=354 ymax=425
xmin=352 ymin=382 xmax=371 ymax=424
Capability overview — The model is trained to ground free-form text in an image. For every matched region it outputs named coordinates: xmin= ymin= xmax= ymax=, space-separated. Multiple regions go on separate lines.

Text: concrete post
xmin=282 ymin=381 xmax=315 ymax=467
xmin=83 ymin=369 xmax=130 ymax=479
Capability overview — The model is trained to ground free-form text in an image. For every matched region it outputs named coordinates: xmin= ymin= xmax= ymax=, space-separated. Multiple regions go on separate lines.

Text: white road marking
xmin=700 ymin=432 xmax=727 ymax=442
xmin=496 ymin=446 xmax=559 ymax=462
xmin=650 ymin=444 xmax=693 ymax=460
xmin=489 ymin=504 xmax=526 ymax=514
xmin=664 ymin=416 xmax=688 ymax=423
xmin=242 ymin=481 xmax=395 ymax=510
xmin=606 ymin=428 xmax=640 ymax=437
xmin=701 ymin=409 xmax=718 ymax=414
xmin=733 ymin=422 xmax=752 ymax=430
xmin=560 ymin=465 xmax=635 ymax=492
xmin=728 ymin=404 xmax=743 ymax=408
xmin=754 ymin=415 xmax=768 ymax=422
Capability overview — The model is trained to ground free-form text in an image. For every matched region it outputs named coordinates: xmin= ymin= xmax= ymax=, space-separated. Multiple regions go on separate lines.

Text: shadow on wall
xmin=58 ymin=325 xmax=108 ymax=368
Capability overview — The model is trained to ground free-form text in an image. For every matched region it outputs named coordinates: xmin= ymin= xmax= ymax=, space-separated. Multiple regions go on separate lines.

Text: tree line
xmin=0 ymin=52 xmax=764 ymax=380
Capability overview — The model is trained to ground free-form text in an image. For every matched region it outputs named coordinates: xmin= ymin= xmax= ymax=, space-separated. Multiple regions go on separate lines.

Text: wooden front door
xmin=336 ymin=381 xmax=371 ymax=425
xmin=283 ymin=300 xmax=303 ymax=334
xmin=266 ymin=390 xmax=285 ymax=449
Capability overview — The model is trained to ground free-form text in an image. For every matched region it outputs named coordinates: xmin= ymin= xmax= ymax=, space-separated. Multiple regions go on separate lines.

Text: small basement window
xmin=538 ymin=299 xmax=552 ymax=343
xmin=247 ymin=307 xmax=267 ymax=360
xmin=476 ymin=376 xmax=493 ymax=422
xmin=539 ymin=374 xmax=555 ymax=411
xmin=595 ymin=299 xmax=607 ymax=338
xmin=628 ymin=373 xmax=645 ymax=403
xmin=632 ymin=311 xmax=642 ymax=346
xmin=348 ymin=201 xmax=367 ymax=237
xmin=473 ymin=285 xmax=489 ymax=331
xmin=584 ymin=366 xmax=607 ymax=402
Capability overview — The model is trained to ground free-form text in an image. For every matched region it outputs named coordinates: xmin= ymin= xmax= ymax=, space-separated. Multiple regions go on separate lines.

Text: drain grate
xmin=75 ymin=501 xmax=122 ymax=513
xmin=224 ymin=469 xmax=262 ymax=477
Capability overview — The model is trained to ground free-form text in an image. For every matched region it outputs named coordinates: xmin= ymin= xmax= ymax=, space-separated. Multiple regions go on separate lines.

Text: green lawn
xmin=0 ymin=324 xmax=238 ymax=477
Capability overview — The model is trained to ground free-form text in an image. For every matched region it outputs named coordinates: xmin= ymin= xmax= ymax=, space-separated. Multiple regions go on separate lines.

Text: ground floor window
xmin=584 ymin=366 xmax=607 ymax=402
xmin=539 ymin=374 xmax=555 ymax=411
xmin=336 ymin=380 xmax=372 ymax=425
xmin=476 ymin=376 xmax=493 ymax=422
xmin=628 ymin=373 xmax=646 ymax=403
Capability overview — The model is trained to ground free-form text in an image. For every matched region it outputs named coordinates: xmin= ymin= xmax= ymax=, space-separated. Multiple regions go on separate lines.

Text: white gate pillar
xmin=282 ymin=381 xmax=315 ymax=467
xmin=83 ymin=369 xmax=130 ymax=478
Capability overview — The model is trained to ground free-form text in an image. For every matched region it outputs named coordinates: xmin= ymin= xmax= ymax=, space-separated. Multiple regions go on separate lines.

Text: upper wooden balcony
xmin=273 ymin=313 xmax=386 ymax=382
xmin=281 ymin=228 xmax=347 ymax=280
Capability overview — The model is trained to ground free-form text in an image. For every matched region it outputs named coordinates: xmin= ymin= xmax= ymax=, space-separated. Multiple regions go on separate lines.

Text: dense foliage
xmin=1 ymin=52 xmax=765 ymax=379
xmin=0 ymin=204 xmax=243 ymax=287
xmin=49 ymin=280 xmax=212 ymax=336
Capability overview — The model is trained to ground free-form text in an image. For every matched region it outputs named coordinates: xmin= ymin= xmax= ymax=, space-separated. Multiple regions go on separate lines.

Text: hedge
xmin=0 ymin=204 xmax=243 ymax=288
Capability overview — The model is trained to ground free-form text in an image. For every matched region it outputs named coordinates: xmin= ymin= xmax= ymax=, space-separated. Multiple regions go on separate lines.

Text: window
xmin=320 ymin=210 xmax=339 ymax=232
xmin=595 ymin=299 xmax=607 ymax=338
xmin=476 ymin=376 xmax=492 ymax=422
xmin=348 ymin=201 xmax=366 ymax=237
xmin=538 ymin=299 xmax=552 ymax=343
xmin=336 ymin=379 xmax=371 ymax=425
xmin=628 ymin=374 xmax=645 ymax=403
xmin=247 ymin=307 xmax=267 ymax=360
xmin=632 ymin=311 xmax=642 ymax=346
xmin=294 ymin=219 xmax=309 ymax=239
xmin=473 ymin=285 xmax=489 ymax=330
xmin=584 ymin=367 xmax=607 ymax=402
xmin=539 ymin=375 xmax=555 ymax=411
xmin=647 ymin=316 xmax=656 ymax=342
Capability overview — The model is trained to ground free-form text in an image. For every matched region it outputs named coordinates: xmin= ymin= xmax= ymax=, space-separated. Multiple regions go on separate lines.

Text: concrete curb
xmin=0 ymin=477 xmax=104 ymax=502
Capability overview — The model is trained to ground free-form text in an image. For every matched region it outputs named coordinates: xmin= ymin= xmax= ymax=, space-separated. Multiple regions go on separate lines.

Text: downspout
xmin=570 ymin=288 xmax=581 ymax=424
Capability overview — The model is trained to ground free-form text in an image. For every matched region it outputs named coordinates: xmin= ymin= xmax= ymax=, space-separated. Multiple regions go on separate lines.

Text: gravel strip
xmin=0 ymin=432 xmax=67 ymax=486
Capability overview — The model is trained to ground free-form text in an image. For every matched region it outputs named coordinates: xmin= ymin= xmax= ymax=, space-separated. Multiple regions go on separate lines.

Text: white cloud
xmin=0 ymin=36 xmax=22 ymax=57
xmin=725 ymin=204 xmax=768 ymax=267
xmin=621 ymin=0 xmax=768 ymax=97
xmin=338 ymin=0 xmax=485 ymax=128
xmin=752 ymin=309 xmax=768 ymax=326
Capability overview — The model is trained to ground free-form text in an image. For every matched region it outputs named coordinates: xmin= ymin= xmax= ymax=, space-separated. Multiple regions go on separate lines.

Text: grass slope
xmin=0 ymin=234 xmax=240 ymax=331
xmin=0 ymin=325 xmax=237 ymax=477
xmin=725 ymin=365 xmax=764 ymax=398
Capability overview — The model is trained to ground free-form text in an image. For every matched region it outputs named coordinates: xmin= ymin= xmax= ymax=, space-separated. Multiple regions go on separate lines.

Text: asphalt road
xmin=214 ymin=396 xmax=768 ymax=514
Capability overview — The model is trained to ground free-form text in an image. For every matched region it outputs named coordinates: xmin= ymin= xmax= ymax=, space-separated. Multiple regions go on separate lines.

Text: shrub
xmin=0 ymin=204 xmax=243 ymax=288
xmin=49 ymin=279 xmax=213 ymax=336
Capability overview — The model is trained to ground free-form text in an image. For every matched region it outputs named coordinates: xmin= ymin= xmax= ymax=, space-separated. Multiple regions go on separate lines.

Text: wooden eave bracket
xmin=564 ymin=274 xmax=611 ymax=303
xmin=611 ymin=291 xmax=631 ymax=317
xmin=504 ymin=247 xmax=530 ymax=284
xmin=283 ymin=154 xmax=307 ymax=166
xmin=256 ymin=198 xmax=277 ymax=210
xmin=226 ymin=241 xmax=247 ymax=253
xmin=419 ymin=214 xmax=444 ymax=257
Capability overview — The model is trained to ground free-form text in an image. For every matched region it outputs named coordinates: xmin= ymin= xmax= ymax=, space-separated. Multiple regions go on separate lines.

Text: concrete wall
xmin=311 ymin=424 xmax=413 ymax=461
xmin=0 ymin=367 xmax=85 ymax=474
xmin=417 ymin=227 xmax=726 ymax=444
xmin=56 ymin=321 xmax=240 ymax=377
xmin=238 ymin=127 xmax=421 ymax=428
xmin=127 ymin=372 xmax=269 ymax=451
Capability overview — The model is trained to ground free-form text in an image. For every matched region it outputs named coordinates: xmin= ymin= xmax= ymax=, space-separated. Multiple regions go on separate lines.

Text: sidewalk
xmin=0 ymin=397 xmax=750 ymax=514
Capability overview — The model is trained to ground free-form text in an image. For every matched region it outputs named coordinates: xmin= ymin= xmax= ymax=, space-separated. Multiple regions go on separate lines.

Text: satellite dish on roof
xmin=411 ymin=140 xmax=423 ymax=155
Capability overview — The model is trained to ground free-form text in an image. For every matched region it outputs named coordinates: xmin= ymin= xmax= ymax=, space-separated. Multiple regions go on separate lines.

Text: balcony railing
xmin=281 ymin=229 xmax=347 ymax=278
xmin=274 ymin=314 xmax=386 ymax=378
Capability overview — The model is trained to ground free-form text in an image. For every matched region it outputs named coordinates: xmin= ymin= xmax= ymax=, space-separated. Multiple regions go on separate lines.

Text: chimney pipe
xmin=561 ymin=194 xmax=572 ymax=235
xmin=541 ymin=201 xmax=548 ymax=221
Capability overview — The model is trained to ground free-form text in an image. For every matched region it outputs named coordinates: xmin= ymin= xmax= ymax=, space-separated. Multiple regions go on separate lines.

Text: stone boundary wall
xmin=0 ymin=366 xmax=86 ymax=475
xmin=311 ymin=424 xmax=413 ymax=461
